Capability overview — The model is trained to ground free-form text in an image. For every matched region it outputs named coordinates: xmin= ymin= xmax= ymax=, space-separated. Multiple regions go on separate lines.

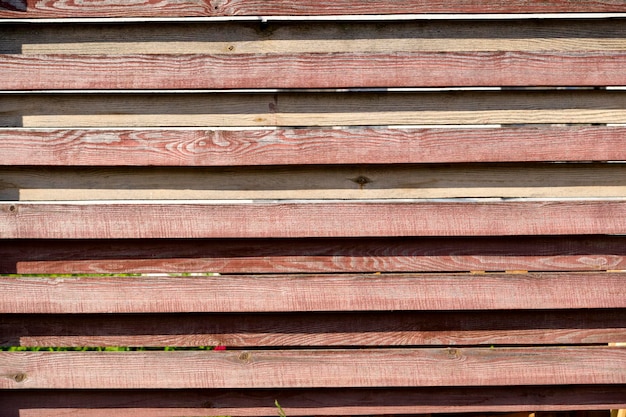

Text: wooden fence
xmin=1 ymin=1 xmax=626 ymax=416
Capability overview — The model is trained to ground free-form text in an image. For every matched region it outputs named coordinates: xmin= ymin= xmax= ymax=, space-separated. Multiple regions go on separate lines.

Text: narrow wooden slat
xmin=2 ymin=347 xmax=626 ymax=389
xmin=3 ymin=201 xmax=626 ymax=239
xmin=2 ymin=273 xmax=625 ymax=313
xmin=2 ymin=0 xmax=626 ymax=18
xmin=3 ymin=127 xmax=626 ymax=166
xmin=3 ymin=310 xmax=625 ymax=347
xmin=2 ymin=386 xmax=626 ymax=417
xmin=4 ymin=163 xmax=626 ymax=201
xmin=3 ymin=90 xmax=626 ymax=128
xmin=3 ymin=52 xmax=626 ymax=90
xmin=3 ymin=20 xmax=626 ymax=55
xmin=2 ymin=236 xmax=622 ymax=274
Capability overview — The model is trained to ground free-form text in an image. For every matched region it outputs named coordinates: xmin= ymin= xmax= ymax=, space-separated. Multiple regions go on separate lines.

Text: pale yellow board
xmin=3 ymin=91 xmax=626 ymax=128
xmin=2 ymin=20 xmax=626 ymax=54
xmin=3 ymin=164 xmax=626 ymax=201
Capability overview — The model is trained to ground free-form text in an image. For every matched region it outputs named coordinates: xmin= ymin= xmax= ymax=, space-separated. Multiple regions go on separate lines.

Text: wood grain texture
xmin=2 ymin=236 xmax=623 ymax=274
xmin=3 ymin=310 xmax=625 ymax=347
xmin=208 ymin=0 xmax=626 ymax=15
xmin=3 ymin=52 xmax=626 ymax=90
xmin=4 ymin=90 xmax=626 ymax=128
xmin=0 ymin=0 xmax=213 ymax=18
xmin=2 ymin=386 xmax=626 ymax=417
xmin=5 ymin=163 xmax=626 ymax=201
xmin=3 ymin=127 xmax=626 ymax=166
xmin=2 ymin=272 xmax=625 ymax=313
xmin=3 ymin=0 xmax=626 ymax=18
xmin=4 ymin=20 xmax=626 ymax=55
xmin=3 ymin=200 xmax=626 ymax=239
xmin=2 ymin=347 xmax=626 ymax=389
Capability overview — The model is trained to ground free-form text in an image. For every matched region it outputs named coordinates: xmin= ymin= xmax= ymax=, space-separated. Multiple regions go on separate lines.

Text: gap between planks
xmin=1 ymin=386 xmax=625 ymax=416
xmin=3 ymin=310 xmax=626 ymax=347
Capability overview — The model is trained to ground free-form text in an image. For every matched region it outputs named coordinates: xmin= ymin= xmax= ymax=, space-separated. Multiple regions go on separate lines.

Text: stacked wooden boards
xmin=1 ymin=1 xmax=626 ymax=415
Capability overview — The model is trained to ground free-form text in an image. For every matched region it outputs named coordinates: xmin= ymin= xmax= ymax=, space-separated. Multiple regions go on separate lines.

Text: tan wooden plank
xmin=3 ymin=163 xmax=626 ymax=201
xmin=3 ymin=20 xmax=626 ymax=55
xmin=3 ymin=0 xmax=626 ymax=17
xmin=2 ymin=347 xmax=626 ymax=389
xmin=3 ymin=90 xmax=625 ymax=128
xmin=2 ymin=236 xmax=623 ymax=275
xmin=3 ymin=310 xmax=625 ymax=347
xmin=2 ymin=273 xmax=626 ymax=313
xmin=3 ymin=386 xmax=626 ymax=416
xmin=3 ymin=127 xmax=626 ymax=166
xmin=3 ymin=51 xmax=626 ymax=90
xmin=3 ymin=200 xmax=626 ymax=239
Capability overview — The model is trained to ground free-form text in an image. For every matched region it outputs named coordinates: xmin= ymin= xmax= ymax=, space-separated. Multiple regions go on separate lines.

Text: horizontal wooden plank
xmin=4 ymin=163 xmax=626 ymax=201
xmin=2 ymin=273 xmax=625 ymax=313
xmin=2 ymin=347 xmax=626 ymax=389
xmin=3 ymin=310 xmax=625 ymax=347
xmin=2 ymin=236 xmax=623 ymax=274
xmin=2 ymin=386 xmax=626 ymax=416
xmin=3 ymin=20 xmax=626 ymax=55
xmin=3 ymin=90 xmax=625 ymax=128
xmin=3 ymin=0 xmax=626 ymax=18
xmin=3 ymin=127 xmax=626 ymax=166
xmin=0 ymin=0 xmax=211 ymax=18
xmin=3 ymin=52 xmax=626 ymax=90
xmin=3 ymin=201 xmax=626 ymax=239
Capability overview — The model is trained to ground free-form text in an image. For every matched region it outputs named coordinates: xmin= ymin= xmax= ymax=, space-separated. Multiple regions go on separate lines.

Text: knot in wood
xmin=352 ymin=176 xmax=371 ymax=187
xmin=447 ymin=348 xmax=459 ymax=358
xmin=13 ymin=373 xmax=27 ymax=383
xmin=210 ymin=0 xmax=223 ymax=12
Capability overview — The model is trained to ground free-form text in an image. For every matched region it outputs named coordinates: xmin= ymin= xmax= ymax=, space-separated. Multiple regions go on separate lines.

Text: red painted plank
xmin=2 ymin=127 xmax=626 ymax=166
xmin=2 ymin=347 xmax=625 ymax=389
xmin=2 ymin=386 xmax=626 ymax=416
xmin=2 ymin=52 xmax=626 ymax=90
xmin=3 ymin=201 xmax=626 ymax=239
xmin=2 ymin=236 xmax=623 ymax=275
xmin=0 ymin=0 xmax=210 ymax=18
xmin=214 ymin=0 xmax=626 ymax=15
xmin=3 ymin=310 xmax=625 ymax=347
xmin=2 ymin=273 xmax=625 ymax=313
xmin=2 ymin=0 xmax=626 ymax=18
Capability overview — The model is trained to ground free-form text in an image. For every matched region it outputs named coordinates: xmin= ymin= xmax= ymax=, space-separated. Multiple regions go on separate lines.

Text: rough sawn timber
xmin=3 ymin=127 xmax=626 ymax=166
xmin=3 ymin=52 xmax=626 ymax=90
xmin=2 ymin=347 xmax=626 ymax=389
xmin=3 ymin=201 xmax=626 ymax=239
xmin=2 ymin=273 xmax=625 ymax=313
xmin=3 ymin=0 xmax=626 ymax=18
